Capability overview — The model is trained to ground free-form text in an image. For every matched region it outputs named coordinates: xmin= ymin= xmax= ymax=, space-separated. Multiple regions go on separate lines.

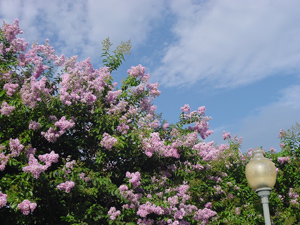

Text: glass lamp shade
xmin=245 ymin=147 xmax=277 ymax=190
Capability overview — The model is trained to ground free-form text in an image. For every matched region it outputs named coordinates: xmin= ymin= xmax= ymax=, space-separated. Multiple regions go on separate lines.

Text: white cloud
xmin=153 ymin=0 xmax=300 ymax=88
xmin=0 ymin=0 xmax=165 ymax=61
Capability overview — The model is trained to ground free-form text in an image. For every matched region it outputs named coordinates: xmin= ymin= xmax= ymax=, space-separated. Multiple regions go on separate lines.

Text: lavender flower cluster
xmin=109 ymin=173 xmax=217 ymax=224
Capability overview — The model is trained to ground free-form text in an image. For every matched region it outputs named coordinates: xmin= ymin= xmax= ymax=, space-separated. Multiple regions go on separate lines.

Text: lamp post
xmin=245 ymin=147 xmax=277 ymax=225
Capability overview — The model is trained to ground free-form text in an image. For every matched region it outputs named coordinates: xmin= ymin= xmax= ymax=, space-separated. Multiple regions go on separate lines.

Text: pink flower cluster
xmin=193 ymin=120 xmax=213 ymax=140
xmin=288 ymin=188 xmax=299 ymax=206
xmin=117 ymin=121 xmax=130 ymax=134
xmin=61 ymin=157 xmax=76 ymax=174
xmin=180 ymin=105 xmax=213 ymax=140
xmin=108 ymin=207 xmax=121 ymax=220
xmin=41 ymin=116 xmax=75 ymax=143
xmin=193 ymin=208 xmax=217 ymax=222
xmin=182 ymin=132 xmax=198 ymax=148
xmin=59 ymin=58 xmax=112 ymax=106
xmin=126 ymin=171 xmax=141 ymax=189
xmin=127 ymin=64 xmax=146 ymax=78
xmin=222 ymin=131 xmax=231 ymax=140
xmin=107 ymin=100 xmax=128 ymax=115
xmin=278 ymin=129 xmax=284 ymax=138
xmin=181 ymin=104 xmax=191 ymax=114
xmin=29 ymin=120 xmax=41 ymax=130
xmin=114 ymin=174 xmax=217 ymax=224
xmin=38 ymin=151 xmax=59 ymax=166
xmin=78 ymin=173 xmax=90 ymax=182
xmin=17 ymin=199 xmax=37 ymax=215
xmin=137 ymin=201 xmax=164 ymax=217
xmin=142 ymin=132 xmax=179 ymax=158
xmin=23 ymin=40 xmax=56 ymax=78
xmin=1 ymin=19 xmax=28 ymax=54
xmin=277 ymin=156 xmax=290 ymax=165
xmin=3 ymin=83 xmax=19 ymax=96
xmin=0 ymin=101 xmax=15 ymax=116
xmin=22 ymin=151 xmax=59 ymax=178
xmin=0 ymin=152 xmax=10 ymax=171
xmin=146 ymin=82 xmax=161 ymax=98
xmin=56 ymin=181 xmax=75 ymax=193
xmin=104 ymin=90 xmax=122 ymax=104
xmin=0 ymin=191 xmax=7 ymax=208
xmin=9 ymin=138 xmax=24 ymax=157
xmin=100 ymin=133 xmax=118 ymax=150
xmin=192 ymin=141 xmax=221 ymax=161
xmin=20 ymin=76 xmax=52 ymax=108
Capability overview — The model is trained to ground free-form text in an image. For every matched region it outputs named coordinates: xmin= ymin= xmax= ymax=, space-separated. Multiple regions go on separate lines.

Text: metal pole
xmin=256 ymin=187 xmax=272 ymax=225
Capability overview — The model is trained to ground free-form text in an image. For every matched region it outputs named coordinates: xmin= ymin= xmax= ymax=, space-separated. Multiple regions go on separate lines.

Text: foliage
xmin=0 ymin=19 xmax=300 ymax=225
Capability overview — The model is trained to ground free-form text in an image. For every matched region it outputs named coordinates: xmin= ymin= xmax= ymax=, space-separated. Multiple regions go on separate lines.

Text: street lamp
xmin=245 ymin=147 xmax=277 ymax=225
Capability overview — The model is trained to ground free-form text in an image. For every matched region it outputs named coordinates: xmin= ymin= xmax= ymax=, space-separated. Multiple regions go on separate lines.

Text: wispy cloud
xmin=236 ymin=85 xmax=300 ymax=151
xmin=153 ymin=0 xmax=300 ymax=88
xmin=0 ymin=0 xmax=165 ymax=61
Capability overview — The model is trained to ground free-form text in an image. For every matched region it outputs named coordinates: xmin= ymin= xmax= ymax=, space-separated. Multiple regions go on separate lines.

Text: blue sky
xmin=1 ymin=0 xmax=299 ymax=152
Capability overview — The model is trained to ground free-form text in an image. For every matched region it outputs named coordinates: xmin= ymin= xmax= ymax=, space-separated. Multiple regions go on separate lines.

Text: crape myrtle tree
xmin=0 ymin=19 xmax=299 ymax=225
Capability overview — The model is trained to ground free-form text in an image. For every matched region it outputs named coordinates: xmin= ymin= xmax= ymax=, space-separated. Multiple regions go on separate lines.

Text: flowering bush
xmin=0 ymin=19 xmax=300 ymax=224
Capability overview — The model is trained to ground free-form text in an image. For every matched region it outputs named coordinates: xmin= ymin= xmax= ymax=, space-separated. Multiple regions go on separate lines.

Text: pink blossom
xmin=142 ymin=132 xmax=180 ymax=158
xmin=56 ymin=181 xmax=75 ymax=193
xmin=180 ymin=104 xmax=191 ymax=114
xmin=100 ymin=133 xmax=118 ymax=150
xmin=193 ymin=119 xmax=212 ymax=140
xmin=277 ymin=156 xmax=290 ymax=165
xmin=20 ymin=76 xmax=52 ymax=108
xmin=192 ymin=141 xmax=220 ymax=161
xmin=17 ymin=199 xmax=37 ymax=215
xmin=137 ymin=201 xmax=164 ymax=217
xmin=126 ymin=171 xmax=141 ymax=189
xmin=59 ymin=58 xmax=111 ymax=105
xmin=9 ymin=138 xmax=24 ymax=157
xmin=205 ymin=202 xmax=212 ymax=209
xmin=24 ymin=146 xmax=36 ymax=157
xmin=0 ymin=101 xmax=15 ymax=116
xmin=278 ymin=129 xmax=284 ymax=138
xmin=147 ymin=82 xmax=161 ymax=98
xmin=0 ymin=191 xmax=7 ymax=208
xmin=162 ymin=122 xmax=169 ymax=130
xmin=183 ymin=132 xmax=198 ymax=148
xmin=108 ymin=207 xmax=121 ymax=220
xmin=107 ymin=100 xmax=128 ymax=115
xmin=222 ymin=131 xmax=231 ymax=140
xmin=2 ymin=19 xmax=24 ymax=43
xmin=127 ymin=64 xmax=146 ymax=78
xmin=41 ymin=127 xmax=59 ymax=143
xmin=117 ymin=122 xmax=130 ymax=134
xmin=54 ymin=116 xmax=75 ymax=131
xmin=38 ymin=151 xmax=59 ymax=166
xmin=22 ymin=155 xmax=48 ymax=179
xmin=119 ymin=185 xmax=128 ymax=192
xmin=137 ymin=218 xmax=155 ymax=225
xmin=198 ymin=106 xmax=206 ymax=115
xmin=29 ymin=120 xmax=41 ymax=130
xmin=104 ymin=90 xmax=122 ymax=104
xmin=193 ymin=208 xmax=217 ymax=223
xmin=214 ymin=185 xmax=223 ymax=195
xmin=168 ymin=196 xmax=179 ymax=206
xmin=42 ymin=117 xmax=75 ymax=143
xmin=0 ymin=153 xmax=10 ymax=171
xmin=3 ymin=83 xmax=19 ymax=96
